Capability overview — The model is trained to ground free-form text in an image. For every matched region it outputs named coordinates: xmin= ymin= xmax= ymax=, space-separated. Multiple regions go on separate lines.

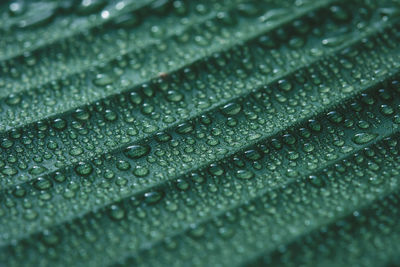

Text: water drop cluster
xmin=0 ymin=0 xmax=400 ymax=266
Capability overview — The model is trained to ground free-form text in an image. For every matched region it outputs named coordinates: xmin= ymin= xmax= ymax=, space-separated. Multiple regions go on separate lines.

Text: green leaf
xmin=0 ymin=0 xmax=400 ymax=266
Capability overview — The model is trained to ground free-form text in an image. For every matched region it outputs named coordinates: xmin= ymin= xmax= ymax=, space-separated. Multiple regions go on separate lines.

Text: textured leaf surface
xmin=0 ymin=0 xmax=400 ymax=266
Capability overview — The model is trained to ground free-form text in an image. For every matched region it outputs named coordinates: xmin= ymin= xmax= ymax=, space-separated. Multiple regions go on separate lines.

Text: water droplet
xmin=176 ymin=179 xmax=190 ymax=191
xmin=322 ymin=36 xmax=346 ymax=47
xmin=176 ymin=123 xmax=194 ymax=134
xmin=144 ymin=191 xmax=163 ymax=204
xmin=109 ymin=205 xmax=125 ymax=221
xmin=208 ymin=163 xmax=224 ymax=176
xmin=166 ymin=90 xmax=184 ymax=102
xmin=133 ymin=165 xmax=149 ymax=177
xmin=73 ymin=108 xmax=90 ymax=121
xmin=116 ymin=160 xmax=131 ymax=171
xmin=33 ymin=177 xmax=52 ymax=190
xmin=75 ymin=162 xmax=93 ymax=176
xmin=104 ymin=109 xmax=118 ymax=122
xmin=9 ymin=1 xmax=26 ymax=16
xmin=5 ymin=94 xmax=21 ymax=106
xmin=52 ymin=118 xmax=67 ymax=130
xmin=93 ymin=73 xmax=114 ymax=86
xmin=380 ymin=104 xmax=394 ymax=115
xmin=327 ymin=111 xmax=344 ymax=123
xmin=278 ymin=79 xmax=292 ymax=91
xmin=155 ymin=132 xmax=172 ymax=143
xmin=12 ymin=186 xmax=26 ymax=198
xmin=29 ymin=165 xmax=47 ymax=175
xmin=77 ymin=0 xmax=107 ymax=15
xmin=352 ymin=133 xmax=378 ymax=145
xmin=308 ymin=175 xmax=325 ymax=188
xmin=53 ymin=172 xmax=66 ymax=183
xmin=244 ymin=149 xmax=263 ymax=160
xmin=236 ymin=169 xmax=254 ymax=180
xmin=220 ymin=103 xmax=242 ymax=116
xmin=1 ymin=138 xmax=13 ymax=149
xmin=124 ymin=145 xmax=150 ymax=159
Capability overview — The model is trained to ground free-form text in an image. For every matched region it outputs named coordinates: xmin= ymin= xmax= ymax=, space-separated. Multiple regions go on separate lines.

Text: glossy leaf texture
xmin=0 ymin=0 xmax=400 ymax=266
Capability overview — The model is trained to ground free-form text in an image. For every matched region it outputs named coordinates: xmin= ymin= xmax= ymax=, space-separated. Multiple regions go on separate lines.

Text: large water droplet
xmin=352 ymin=133 xmax=378 ymax=145
xmin=124 ymin=145 xmax=150 ymax=159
